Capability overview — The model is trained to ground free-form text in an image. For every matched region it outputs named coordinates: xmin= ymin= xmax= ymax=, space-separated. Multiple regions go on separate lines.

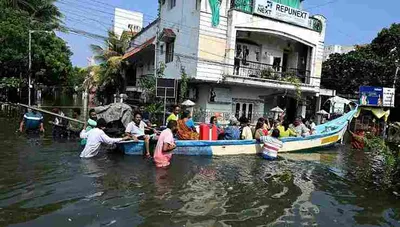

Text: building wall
xmin=158 ymin=0 xmax=201 ymax=80
xmin=323 ymin=44 xmax=356 ymax=61
xmin=129 ymin=21 xmax=158 ymax=50
xmin=195 ymin=0 xmax=229 ymax=82
xmin=114 ymin=8 xmax=143 ymax=38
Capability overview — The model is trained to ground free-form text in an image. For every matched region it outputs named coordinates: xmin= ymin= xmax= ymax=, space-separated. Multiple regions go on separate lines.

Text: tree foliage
xmin=321 ymin=23 xmax=400 ymax=95
xmin=0 ymin=1 xmax=72 ymax=87
xmin=90 ymin=30 xmax=130 ymax=97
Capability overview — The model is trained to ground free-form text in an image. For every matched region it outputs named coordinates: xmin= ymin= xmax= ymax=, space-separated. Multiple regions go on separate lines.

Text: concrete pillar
xmin=315 ymin=95 xmax=322 ymax=112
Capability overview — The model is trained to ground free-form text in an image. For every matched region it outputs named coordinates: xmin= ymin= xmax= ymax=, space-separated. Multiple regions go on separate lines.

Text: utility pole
xmin=28 ymin=30 xmax=32 ymax=106
xmin=391 ymin=47 xmax=398 ymax=89
xmin=393 ymin=62 xmax=399 ymax=89
xmin=28 ymin=30 xmax=52 ymax=106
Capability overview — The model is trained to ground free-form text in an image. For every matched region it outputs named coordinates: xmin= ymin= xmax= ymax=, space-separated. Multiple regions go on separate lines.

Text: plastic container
xmin=199 ymin=124 xmax=218 ymax=140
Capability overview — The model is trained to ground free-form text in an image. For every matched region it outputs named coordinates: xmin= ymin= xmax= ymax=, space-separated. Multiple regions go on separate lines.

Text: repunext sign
xmin=253 ymin=0 xmax=310 ymax=28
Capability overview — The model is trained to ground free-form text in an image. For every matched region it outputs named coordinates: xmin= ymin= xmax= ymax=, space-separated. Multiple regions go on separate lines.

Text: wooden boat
xmin=119 ymin=106 xmax=358 ymax=156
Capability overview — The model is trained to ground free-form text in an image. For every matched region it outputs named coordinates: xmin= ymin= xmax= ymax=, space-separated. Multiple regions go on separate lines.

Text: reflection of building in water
xmin=123 ymin=0 xmax=330 ymax=123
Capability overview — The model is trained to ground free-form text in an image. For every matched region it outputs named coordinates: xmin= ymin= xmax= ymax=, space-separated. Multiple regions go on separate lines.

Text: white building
xmin=123 ymin=0 xmax=328 ymax=122
xmin=323 ymin=44 xmax=356 ymax=61
xmin=114 ymin=8 xmax=143 ymax=38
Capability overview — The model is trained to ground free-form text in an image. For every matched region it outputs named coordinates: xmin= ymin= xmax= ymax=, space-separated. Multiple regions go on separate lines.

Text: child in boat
xmin=154 ymin=120 xmax=178 ymax=168
xmin=80 ymin=118 xmax=130 ymax=158
xmin=260 ymin=129 xmax=283 ymax=160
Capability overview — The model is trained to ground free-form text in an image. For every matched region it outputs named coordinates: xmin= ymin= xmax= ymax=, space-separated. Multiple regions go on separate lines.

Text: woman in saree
xmin=177 ymin=110 xmax=199 ymax=140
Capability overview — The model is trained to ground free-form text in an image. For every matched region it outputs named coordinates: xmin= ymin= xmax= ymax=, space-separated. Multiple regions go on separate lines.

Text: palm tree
xmin=4 ymin=0 xmax=62 ymax=28
xmin=90 ymin=30 xmax=130 ymax=99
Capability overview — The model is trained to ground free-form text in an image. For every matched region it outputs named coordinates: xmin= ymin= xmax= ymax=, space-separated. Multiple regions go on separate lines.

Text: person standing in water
xmin=80 ymin=118 xmax=130 ymax=158
xmin=19 ymin=106 xmax=45 ymax=133
xmin=154 ymin=120 xmax=178 ymax=168
xmin=260 ymin=129 xmax=283 ymax=160
xmin=80 ymin=109 xmax=98 ymax=147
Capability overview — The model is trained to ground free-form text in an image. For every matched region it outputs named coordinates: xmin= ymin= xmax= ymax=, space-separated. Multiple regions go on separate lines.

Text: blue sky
xmin=56 ymin=0 xmax=400 ymax=67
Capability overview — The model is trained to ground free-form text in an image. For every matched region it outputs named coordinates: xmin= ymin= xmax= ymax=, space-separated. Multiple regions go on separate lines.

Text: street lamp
xmin=28 ymin=30 xmax=52 ymax=106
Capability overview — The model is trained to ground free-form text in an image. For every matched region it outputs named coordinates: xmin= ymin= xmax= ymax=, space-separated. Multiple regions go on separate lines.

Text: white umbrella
xmin=181 ymin=99 xmax=195 ymax=106
xmin=316 ymin=109 xmax=329 ymax=115
xmin=270 ymin=106 xmax=284 ymax=113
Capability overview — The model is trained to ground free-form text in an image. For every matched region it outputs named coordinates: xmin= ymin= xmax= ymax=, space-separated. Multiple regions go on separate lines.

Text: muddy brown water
xmin=0 ymin=103 xmax=399 ymax=227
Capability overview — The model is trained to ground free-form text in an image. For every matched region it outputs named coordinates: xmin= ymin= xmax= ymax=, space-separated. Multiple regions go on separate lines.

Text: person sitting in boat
xmin=154 ymin=120 xmax=178 ymax=168
xmin=80 ymin=118 xmax=131 ymax=158
xmin=209 ymin=116 xmax=224 ymax=139
xmin=139 ymin=105 xmax=151 ymax=122
xmin=258 ymin=117 xmax=271 ymax=131
xmin=291 ymin=117 xmax=310 ymax=137
xmin=166 ymin=104 xmax=181 ymax=124
xmin=177 ymin=110 xmax=199 ymax=140
xmin=224 ymin=118 xmax=241 ymax=140
xmin=260 ymin=129 xmax=283 ymax=160
xmin=81 ymin=109 xmax=97 ymax=147
xmin=239 ymin=116 xmax=253 ymax=140
xmin=185 ymin=111 xmax=197 ymax=132
xmin=276 ymin=120 xmax=297 ymax=138
xmin=19 ymin=106 xmax=45 ymax=134
xmin=125 ymin=112 xmax=151 ymax=158
xmin=254 ymin=121 xmax=269 ymax=140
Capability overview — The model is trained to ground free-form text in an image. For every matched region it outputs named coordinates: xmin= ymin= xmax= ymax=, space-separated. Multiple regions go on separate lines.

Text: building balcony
xmin=229 ymin=60 xmax=310 ymax=84
xmin=230 ymin=0 xmax=323 ymax=33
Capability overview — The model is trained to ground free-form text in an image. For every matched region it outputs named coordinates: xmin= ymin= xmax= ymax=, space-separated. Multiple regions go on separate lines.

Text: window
xmin=165 ymin=41 xmax=174 ymax=63
xmin=242 ymin=104 xmax=247 ymax=118
xmin=160 ymin=44 xmax=164 ymax=55
xmin=234 ymin=102 xmax=254 ymax=121
xmin=169 ymin=0 xmax=176 ymax=9
xmin=235 ymin=103 xmax=240 ymax=119
xmin=248 ymin=104 xmax=253 ymax=120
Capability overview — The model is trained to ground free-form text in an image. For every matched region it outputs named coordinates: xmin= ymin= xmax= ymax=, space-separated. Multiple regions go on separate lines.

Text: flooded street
xmin=0 ymin=110 xmax=399 ymax=227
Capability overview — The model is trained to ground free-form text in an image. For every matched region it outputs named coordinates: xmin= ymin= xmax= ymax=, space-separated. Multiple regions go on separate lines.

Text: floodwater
xmin=0 ymin=108 xmax=400 ymax=226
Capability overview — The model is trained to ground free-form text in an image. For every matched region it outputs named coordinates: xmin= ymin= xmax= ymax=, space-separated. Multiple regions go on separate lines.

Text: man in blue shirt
xmin=19 ymin=107 xmax=45 ymax=133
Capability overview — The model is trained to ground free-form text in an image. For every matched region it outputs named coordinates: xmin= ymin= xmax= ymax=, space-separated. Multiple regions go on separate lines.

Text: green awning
xmin=273 ymin=0 xmax=302 ymax=9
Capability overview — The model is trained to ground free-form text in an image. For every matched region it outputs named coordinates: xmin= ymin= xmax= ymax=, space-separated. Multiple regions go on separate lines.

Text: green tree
xmin=65 ymin=66 xmax=87 ymax=91
xmin=321 ymin=23 xmax=400 ymax=95
xmin=90 ymin=30 xmax=130 ymax=98
xmin=2 ymin=0 xmax=62 ymax=28
xmin=0 ymin=8 xmax=72 ymax=85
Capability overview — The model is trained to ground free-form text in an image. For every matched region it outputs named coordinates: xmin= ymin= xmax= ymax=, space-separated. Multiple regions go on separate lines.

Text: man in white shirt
xmin=125 ymin=112 xmax=151 ymax=158
xmin=80 ymin=118 xmax=130 ymax=158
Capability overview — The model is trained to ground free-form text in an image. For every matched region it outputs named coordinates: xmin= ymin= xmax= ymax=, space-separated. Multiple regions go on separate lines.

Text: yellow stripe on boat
xmin=321 ymin=135 xmax=339 ymax=145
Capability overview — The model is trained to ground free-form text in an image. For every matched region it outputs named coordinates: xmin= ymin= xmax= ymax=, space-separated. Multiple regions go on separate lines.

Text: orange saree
xmin=177 ymin=119 xmax=199 ymax=140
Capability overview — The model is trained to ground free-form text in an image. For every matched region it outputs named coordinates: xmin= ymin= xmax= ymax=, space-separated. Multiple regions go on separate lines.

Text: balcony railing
xmin=230 ymin=60 xmax=310 ymax=84
xmin=230 ymin=0 xmax=323 ymax=33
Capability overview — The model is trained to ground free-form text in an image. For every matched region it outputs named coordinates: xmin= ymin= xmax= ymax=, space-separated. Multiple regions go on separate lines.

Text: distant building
xmin=114 ymin=8 xmax=143 ymax=38
xmin=323 ymin=45 xmax=356 ymax=61
xmin=123 ymin=0 xmax=329 ymax=122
